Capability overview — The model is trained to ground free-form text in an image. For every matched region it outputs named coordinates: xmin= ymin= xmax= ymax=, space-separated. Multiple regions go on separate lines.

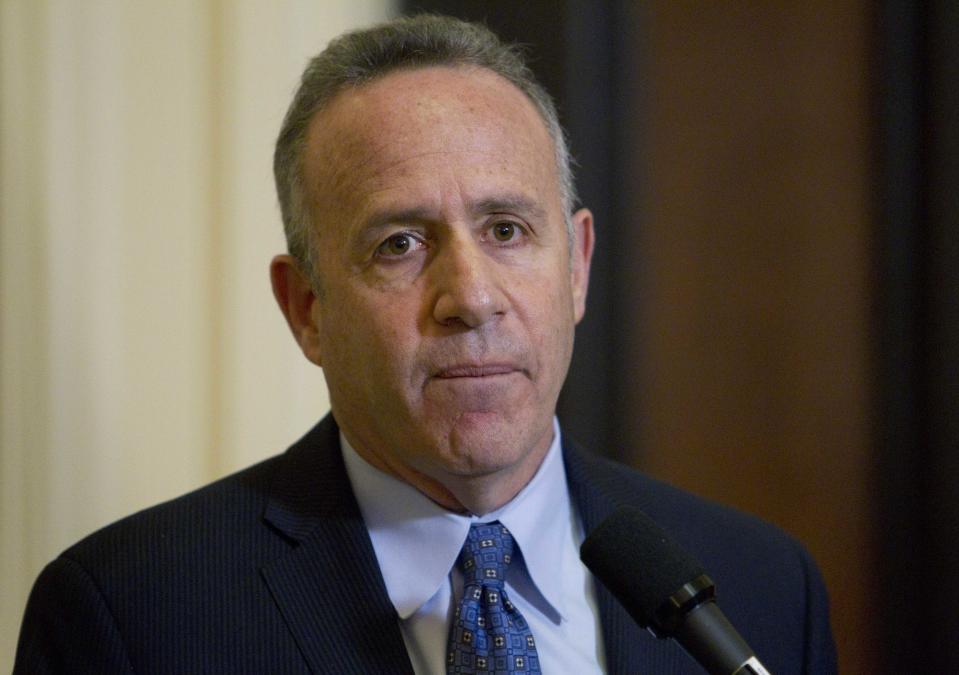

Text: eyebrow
xmin=468 ymin=194 xmax=548 ymax=221
xmin=362 ymin=193 xmax=548 ymax=230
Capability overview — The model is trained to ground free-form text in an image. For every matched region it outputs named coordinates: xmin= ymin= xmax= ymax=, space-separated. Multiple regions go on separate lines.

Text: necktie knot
xmin=459 ymin=522 xmax=515 ymax=588
xmin=448 ymin=521 xmax=540 ymax=674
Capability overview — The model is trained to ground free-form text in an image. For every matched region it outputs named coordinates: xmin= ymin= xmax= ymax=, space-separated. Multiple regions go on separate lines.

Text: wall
xmin=0 ymin=1 xmax=393 ymax=668
xmin=625 ymin=4 xmax=875 ymax=672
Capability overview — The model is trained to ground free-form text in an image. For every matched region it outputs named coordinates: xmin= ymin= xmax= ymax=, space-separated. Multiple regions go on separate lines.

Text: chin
xmin=439 ymin=417 xmax=548 ymax=476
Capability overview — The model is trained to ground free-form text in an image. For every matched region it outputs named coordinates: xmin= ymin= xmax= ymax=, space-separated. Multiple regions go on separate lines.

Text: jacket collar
xmin=259 ymin=414 xmax=676 ymax=674
xmin=260 ymin=415 xmax=415 ymax=674
xmin=563 ymin=436 xmax=688 ymax=674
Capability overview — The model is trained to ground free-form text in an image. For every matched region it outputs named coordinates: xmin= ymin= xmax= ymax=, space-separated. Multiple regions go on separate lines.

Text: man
xmin=16 ymin=15 xmax=837 ymax=674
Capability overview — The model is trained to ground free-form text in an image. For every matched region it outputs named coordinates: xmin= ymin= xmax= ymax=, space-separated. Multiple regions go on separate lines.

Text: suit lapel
xmin=260 ymin=415 xmax=414 ymax=674
xmin=564 ymin=440 xmax=694 ymax=675
xmin=259 ymin=418 xmax=694 ymax=673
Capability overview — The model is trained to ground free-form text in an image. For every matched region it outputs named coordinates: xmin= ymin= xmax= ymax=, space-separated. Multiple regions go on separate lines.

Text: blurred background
xmin=2 ymin=2 xmax=956 ymax=672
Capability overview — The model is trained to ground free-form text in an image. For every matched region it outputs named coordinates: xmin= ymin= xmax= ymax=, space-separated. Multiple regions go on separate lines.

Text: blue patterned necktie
xmin=447 ymin=522 xmax=541 ymax=674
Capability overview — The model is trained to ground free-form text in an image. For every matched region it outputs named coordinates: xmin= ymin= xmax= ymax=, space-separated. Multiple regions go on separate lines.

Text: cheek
xmin=319 ymin=288 xmax=419 ymax=381
xmin=518 ymin=277 xmax=576 ymax=358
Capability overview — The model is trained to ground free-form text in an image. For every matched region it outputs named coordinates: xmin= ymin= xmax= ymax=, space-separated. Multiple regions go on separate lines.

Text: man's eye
xmin=377 ymin=233 xmax=418 ymax=257
xmin=492 ymin=221 xmax=519 ymax=242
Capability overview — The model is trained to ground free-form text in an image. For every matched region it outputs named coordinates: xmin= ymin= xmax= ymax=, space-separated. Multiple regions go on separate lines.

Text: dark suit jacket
xmin=15 ymin=414 xmax=837 ymax=673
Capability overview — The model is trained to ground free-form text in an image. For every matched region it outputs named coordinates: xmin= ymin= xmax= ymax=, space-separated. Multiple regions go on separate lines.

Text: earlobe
xmin=570 ymin=208 xmax=595 ymax=323
xmin=269 ymin=254 xmax=324 ymax=367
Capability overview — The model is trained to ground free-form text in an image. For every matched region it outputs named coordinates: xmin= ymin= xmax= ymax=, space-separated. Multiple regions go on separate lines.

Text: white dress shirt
xmin=341 ymin=419 xmax=606 ymax=674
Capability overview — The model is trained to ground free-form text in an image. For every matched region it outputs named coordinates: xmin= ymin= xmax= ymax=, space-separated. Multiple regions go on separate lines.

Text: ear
xmin=270 ymin=254 xmax=323 ymax=367
xmin=569 ymin=208 xmax=595 ymax=323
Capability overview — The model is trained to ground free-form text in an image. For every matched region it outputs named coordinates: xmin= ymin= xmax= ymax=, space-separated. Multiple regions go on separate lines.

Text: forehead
xmin=302 ymin=66 xmax=560 ymax=219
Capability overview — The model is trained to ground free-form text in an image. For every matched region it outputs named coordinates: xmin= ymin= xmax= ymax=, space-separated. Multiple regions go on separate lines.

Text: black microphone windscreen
xmin=580 ymin=506 xmax=706 ymax=629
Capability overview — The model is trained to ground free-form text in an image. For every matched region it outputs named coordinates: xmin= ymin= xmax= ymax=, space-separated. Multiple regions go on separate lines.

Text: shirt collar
xmin=341 ymin=418 xmax=572 ymax=622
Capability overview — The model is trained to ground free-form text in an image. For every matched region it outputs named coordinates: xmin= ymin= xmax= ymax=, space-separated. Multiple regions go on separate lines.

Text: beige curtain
xmin=0 ymin=0 xmax=394 ymax=666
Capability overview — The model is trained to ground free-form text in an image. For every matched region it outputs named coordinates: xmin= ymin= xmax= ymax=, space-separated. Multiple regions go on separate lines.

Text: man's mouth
xmin=434 ymin=364 xmax=520 ymax=378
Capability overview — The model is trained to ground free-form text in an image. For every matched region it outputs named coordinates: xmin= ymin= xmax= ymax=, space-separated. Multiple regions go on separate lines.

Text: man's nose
xmin=431 ymin=238 xmax=507 ymax=328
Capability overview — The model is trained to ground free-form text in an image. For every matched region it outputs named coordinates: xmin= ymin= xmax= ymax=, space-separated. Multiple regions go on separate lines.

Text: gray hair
xmin=273 ymin=13 xmax=577 ymax=277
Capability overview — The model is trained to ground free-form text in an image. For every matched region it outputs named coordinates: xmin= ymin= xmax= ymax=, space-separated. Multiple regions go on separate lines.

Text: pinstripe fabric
xmin=564 ymin=441 xmax=838 ymax=675
xmin=16 ymin=417 xmax=413 ymax=674
xmin=15 ymin=415 xmax=836 ymax=674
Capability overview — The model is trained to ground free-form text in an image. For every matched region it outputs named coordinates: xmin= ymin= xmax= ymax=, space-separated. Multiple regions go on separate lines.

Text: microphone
xmin=580 ymin=506 xmax=771 ymax=675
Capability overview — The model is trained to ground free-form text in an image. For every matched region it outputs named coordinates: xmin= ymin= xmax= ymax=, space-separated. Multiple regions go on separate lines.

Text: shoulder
xmin=15 ymin=453 xmax=289 ymax=674
xmin=564 ymin=438 xmax=804 ymax=562
xmin=15 ymin=416 xmax=345 ymax=673
xmin=59 ymin=414 xmax=343 ymax=573
xmin=564 ymin=438 xmax=837 ymax=674
xmin=62 ymin=452 xmax=286 ymax=572
xmin=26 ymin=415 xmax=345 ymax=615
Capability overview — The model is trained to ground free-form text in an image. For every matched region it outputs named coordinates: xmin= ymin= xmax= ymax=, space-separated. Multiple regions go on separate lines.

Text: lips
xmin=434 ymin=364 xmax=520 ymax=378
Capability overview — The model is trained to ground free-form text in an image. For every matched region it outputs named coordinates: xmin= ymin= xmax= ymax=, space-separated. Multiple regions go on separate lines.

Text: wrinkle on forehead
xmin=301 ymin=66 xmax=558 ymax=235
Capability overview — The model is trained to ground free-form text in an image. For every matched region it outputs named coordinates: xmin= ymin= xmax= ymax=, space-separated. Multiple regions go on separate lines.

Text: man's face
xmin=292 ymin=65 xmax=592 ymax=511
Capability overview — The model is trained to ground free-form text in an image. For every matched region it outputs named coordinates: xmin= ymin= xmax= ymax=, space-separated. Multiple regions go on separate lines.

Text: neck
xmin=344 ymin=432 xmax=553 ymax=516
